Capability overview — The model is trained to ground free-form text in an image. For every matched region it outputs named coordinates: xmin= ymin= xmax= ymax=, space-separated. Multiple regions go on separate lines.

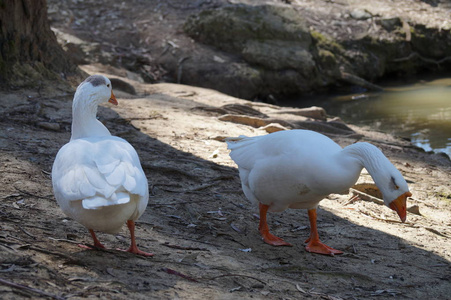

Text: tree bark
xmin=0 ymin=0 xmax=79 ymax=86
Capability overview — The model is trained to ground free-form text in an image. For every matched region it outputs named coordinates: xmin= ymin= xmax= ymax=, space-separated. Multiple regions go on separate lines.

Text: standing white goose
xmin=52 ymin=75 xmax=152 ymax=256
xmin=227 ymin=130 xmax=412 ymax=255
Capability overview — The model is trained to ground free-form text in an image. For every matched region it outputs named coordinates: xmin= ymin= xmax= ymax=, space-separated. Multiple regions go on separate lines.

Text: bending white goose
xmin=52 ymin=75 xmax=152 ymax=256
xmin=227 ymin=129 xmax=412 ymax=255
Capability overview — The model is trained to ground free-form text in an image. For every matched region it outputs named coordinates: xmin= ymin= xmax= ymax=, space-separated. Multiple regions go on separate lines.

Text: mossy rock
xmin=184 ymin=4 xmax=312 ymax=54
xmin=183 ymin=4 xmax=323 ymax=98
xmin=410 ymin=24 xmax=451 ymax=58
xmin=242 ymin=40 xmax=315 ymax=73
xmin=310 ymin=30 xmax=344 ymax=54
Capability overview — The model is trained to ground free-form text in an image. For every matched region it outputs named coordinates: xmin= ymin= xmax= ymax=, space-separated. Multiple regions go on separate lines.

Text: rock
xmin=350 ymin=9 xmax=372 ymax=20
xmin=380 ymin=17 xmax=402 ymax=32
xmin=178 ymin=58 xmax=263 ymax=100
xmin=259 ymin=123 xmax=288 ymax=133
xmin=407 ymin=205 xmax=421 ymax=216
xmin=220 ymin=104 xmax=268 ymax=118
xmin=64 ymin=43 xmax=89 ymax=65
xmin=109 ymin=78 xmax=136 ymax=95
xmin=218 ymin=114 xmax=270 ymax=128
xmin=296 ymin=121 xmax=355 ymax=135
xmin=266 ymin=113 xmax=308 ymax=127
xmin=242 ymin=40 xmax=315 ymax=72
xmin=126 ymin=71 xmax=144 ymax=83
xmin=274 ymin=106 xmax=327 ymax=120
xmin=183 ymin=4 xmax=322 ymax=98
xmin=340 ymin=72 xmax=384 ymax=92
xmin=37 ymin=122 xmax=60 ymax=131
xmin=184 ymin=5 xmax=312 ymax=54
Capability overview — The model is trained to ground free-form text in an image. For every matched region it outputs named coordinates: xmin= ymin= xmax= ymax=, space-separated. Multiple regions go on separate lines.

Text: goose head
xmin=70 ymin=75 xmax=118 ymax=140
xmin=376 ymin=166 xmax=412 ymax=222
xmin=75 ymin=75 xmax=118 ymax=107
xmin=344 ymin=142 xmax=412 ymax=222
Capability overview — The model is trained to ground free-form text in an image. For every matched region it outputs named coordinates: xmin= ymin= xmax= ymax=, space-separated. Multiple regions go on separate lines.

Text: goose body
xmin=52 ymin=75 xmax=152 ymax=256
xmin=227 ymin=130 xmax=411 ymax=255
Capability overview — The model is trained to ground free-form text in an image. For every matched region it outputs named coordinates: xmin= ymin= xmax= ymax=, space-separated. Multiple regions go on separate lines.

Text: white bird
xmin=52 ymin=75 xmax=152 ymax=256
xmin=227 ymin=130 xmax=412 ymax=255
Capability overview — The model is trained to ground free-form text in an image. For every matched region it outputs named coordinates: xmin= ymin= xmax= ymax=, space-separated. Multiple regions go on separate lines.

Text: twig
xmin=190 ymin=182 xmax=217 ymax=192
xmin=357 ymin=210 xmax=410 ymax=224
xmin=425 ymin=227 xmax=449 ymax=238
xmin=347 ymin=188 xmax=385 ymax=205
xmin=48 ymin=237 xmax=81 ymax=245
xmin=161 ymin=267 xmax=198 ymax=282
xmin=339 ymin=72 xmax=384 ymax=91
xmin=0 ymin=265 xmax=16 ymax=273
xmin=344 ymin=194 xmax=360 ymax=205
xmin=177 ymin=56 xmax=190 ymax=84
xmin=206 ymin=274 xmax=266 ymax=285
xmin=410 ymin=197 xmax=438 ymax=209
xmin=14 ymin=187 xmax=54 ymax=200
xmin=0 ymin=278 xmax=65 ymax=300
xmin=392 ymin=52 xmax=451 ymax=65
xmin=161 ymin=242 xmax=209 ymax=251
xmin=18 ymin=226 xmax=35 ymax=239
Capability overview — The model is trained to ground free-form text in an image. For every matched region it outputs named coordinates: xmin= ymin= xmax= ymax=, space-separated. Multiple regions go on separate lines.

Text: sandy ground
xmin=1 ymin=66 xmax=450 ymax=299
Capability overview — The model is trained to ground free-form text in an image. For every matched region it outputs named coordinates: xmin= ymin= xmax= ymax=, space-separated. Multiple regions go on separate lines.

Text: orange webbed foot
xmin=305 ymin=240 xmax=343 ymax=256
xmin=261 ymin=232 xmax=293 ymax=247
xmin=305 ymin=209 xmax=343 ymax=256
xmin=258 ymin=203 xmax=292 ymax=247
xmin=78 ymin=243 xmax=106 ymax=250
xmin=79 ymin=229 xmax=106 ymax=250
xmin=122 ymin=220 xmax=154 ymax=257
xmin=117 ymin=246 xmax=154 ymax=257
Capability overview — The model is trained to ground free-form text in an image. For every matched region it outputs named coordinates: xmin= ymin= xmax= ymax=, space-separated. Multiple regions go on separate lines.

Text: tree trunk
xmin=0 ymin=0 xmax=79 ymax=87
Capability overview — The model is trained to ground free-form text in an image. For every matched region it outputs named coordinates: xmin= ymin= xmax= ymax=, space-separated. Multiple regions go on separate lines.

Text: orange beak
xmin=108 ymin=91 xmax=118 ymax=105
xmin=389 ymin=191 xmax=412 ymax=222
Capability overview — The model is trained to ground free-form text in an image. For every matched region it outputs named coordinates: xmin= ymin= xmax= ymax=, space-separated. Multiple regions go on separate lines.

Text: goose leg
xmin=119 ymin=220 xmax=154 ymax=257
xmin=258 ymin=203 xmax=292 ymax=246
xmin=78 ymin=229 xmax=106 ymax=249
xmin=305 ymin=209 xmax=342 ymax=256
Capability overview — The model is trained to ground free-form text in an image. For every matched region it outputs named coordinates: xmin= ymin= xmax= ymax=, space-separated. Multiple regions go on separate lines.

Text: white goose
xmin=52 ymin=75 xmax=152 ymax=256
xmin=227 ymin=130 xmax=412 ymax=255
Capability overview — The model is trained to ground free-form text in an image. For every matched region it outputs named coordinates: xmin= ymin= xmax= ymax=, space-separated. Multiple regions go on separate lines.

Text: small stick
xmin=18 ymin=226 xmax=35 ymax=239
xmin=14 ymin=187 xmax=53 ymax=200
xmin=206 ymin=274 xmax=266 ymax=285
xmin=48 ymin=237 xmax=81 ymax=244
xmin=348 ymin=188 xmax=385 ymax=205
xmin=162 ymin=267 xmax=198 ymax=282
xmin=161 ymin=243 xmax=209 ymax=251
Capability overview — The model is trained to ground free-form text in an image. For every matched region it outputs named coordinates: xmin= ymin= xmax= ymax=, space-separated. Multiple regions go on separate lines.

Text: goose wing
xmin=52 ymin=136 xmax=148 ymax=210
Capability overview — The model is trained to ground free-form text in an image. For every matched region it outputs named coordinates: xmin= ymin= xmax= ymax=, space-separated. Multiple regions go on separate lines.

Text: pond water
xmin=284 ymin=78 xmax=451 ymax=158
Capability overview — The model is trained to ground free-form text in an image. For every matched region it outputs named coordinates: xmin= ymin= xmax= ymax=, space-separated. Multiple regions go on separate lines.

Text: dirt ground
xmin=1 ymin=68 xmax=450 ymax=299
xmin=1 ymin=0 xmax=451 ymax=299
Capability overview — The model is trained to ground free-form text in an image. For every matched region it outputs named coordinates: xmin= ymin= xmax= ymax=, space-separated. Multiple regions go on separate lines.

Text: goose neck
xmin=70 ymin=90 xmax=110 ymax=140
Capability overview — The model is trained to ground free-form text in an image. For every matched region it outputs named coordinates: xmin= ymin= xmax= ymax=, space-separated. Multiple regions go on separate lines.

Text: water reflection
xmin=285 ymin=79 xmax=451 ymax=158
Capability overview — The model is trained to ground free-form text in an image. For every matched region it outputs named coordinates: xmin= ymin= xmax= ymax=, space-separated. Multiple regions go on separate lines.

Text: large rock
xmin=181 ymin=4 xmax=451 ymax=100
xmin=184 ymin=4 xmax=323 ymax=98
xmin=242 ymin=40 xmax=315 ymax=72
xmin=184 ymin=5 xmax=312 ymax=53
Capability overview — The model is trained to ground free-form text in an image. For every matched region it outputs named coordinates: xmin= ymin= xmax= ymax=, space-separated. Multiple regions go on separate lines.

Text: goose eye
xmin=391 ymin=177 xmax=399 ymax=190
xmin=107 ymin=84 xmax=110 ymax=88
